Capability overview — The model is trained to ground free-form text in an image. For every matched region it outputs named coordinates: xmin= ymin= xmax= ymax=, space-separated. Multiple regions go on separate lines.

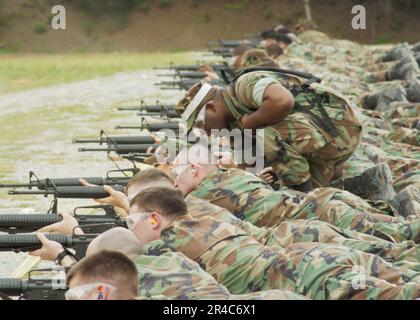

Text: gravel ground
xmin=0 ymin=66 xmax=189 ymax=278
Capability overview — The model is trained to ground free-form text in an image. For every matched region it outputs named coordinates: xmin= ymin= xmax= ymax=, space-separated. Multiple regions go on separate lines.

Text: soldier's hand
xmin=213 ymin=151 xmax=237 ymax=168
xmin=258 ymin=167 xmax=275 ymax=184
xmin=29 ymin=233 xmax=64 ymax=261
xmin=151 ymin=133 xmax=162 ymax=144
xmin=94 ymin=185 xmax=130 ymax=214
xmin=79 ymin=179 xmax=130 ymax=214
xmin=79 ymin=178 xmax=97 ymax=187
xmin=37 ymin=212 xmax=81 ymax=236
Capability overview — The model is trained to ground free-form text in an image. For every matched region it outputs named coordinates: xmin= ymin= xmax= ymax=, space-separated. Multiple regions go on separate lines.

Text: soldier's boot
xmin=406 ymin=79 xmax=420 ymax=103
xmin=365 ymin=71 xmax=388 ymax=83
xmin=343 ymin=162 xmax=400 ymax=209
xmin=376 ymin=84 xmax=408 ymax=112
xmin=381 ymin=43 xmax=411 ymax=62
xmin=387 ymin=56 xmax=420 ymax=82
xmin=398 ymin=185 xmax=420 ymax=218
xmin=360 ymin=93 xmax=379 ymax=110
xmin=413 ymin=119 xmax=420 ymax=131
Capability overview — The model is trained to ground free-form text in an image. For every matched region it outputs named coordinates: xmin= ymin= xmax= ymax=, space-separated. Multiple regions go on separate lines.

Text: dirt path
xmin=0 ymin=70 xmax=181 ymax=117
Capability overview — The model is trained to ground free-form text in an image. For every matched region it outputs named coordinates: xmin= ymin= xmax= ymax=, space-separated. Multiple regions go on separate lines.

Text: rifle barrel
xmin=8 ymin=185 xmax=125 ymax=199
xmin=78 ymin=144 xmax=156 ymax=154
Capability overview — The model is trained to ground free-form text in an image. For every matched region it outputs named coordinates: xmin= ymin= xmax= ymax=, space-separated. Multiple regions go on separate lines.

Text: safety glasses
xmin=171 ymin=164 xmax=190 ymax=182
xmin=65 ymin=282 xmax=115 ymax=300
xmin=126 ymin=212 xmax=151 ymax=230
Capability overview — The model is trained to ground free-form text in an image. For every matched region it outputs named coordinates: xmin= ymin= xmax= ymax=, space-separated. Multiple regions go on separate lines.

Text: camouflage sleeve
xmin=236 ymin=72 xmax=280 ymax=110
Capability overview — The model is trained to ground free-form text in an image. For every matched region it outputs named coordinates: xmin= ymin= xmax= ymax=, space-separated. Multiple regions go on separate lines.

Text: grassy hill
xmin=0 ymin=0 xmax=419 ymax=53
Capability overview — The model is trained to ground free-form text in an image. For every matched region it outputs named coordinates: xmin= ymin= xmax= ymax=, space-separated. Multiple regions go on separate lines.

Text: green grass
xmin=0 ymin=51 xmax=197 ymax=93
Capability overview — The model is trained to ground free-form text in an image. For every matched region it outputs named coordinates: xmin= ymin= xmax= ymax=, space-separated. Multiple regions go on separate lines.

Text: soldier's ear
xmin=190 ymin=163 xmax=200 ymax=175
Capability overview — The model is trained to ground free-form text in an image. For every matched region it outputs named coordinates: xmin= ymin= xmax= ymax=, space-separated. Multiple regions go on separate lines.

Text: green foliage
xmin=202 ymin=12 xmax=211 ymax=23
xmin=116 ymin=13 xmax=130 ymax=29
xmin=224 ymin=0 xmax=250 ymax=10
xmin=0 ymin=16 xmax=9 ymax=27
xmin=72 ymin=0 xmax=137 ymax=13
xmin=190 ymin=0 xmax=201 ymax=8
xmin=83 ymin=20 xmax=97 ymax=36
xmin=135 ymin=0 xmax=151 ymax=13
xmin=157 ymin=0 xmax=173 ymax=9
xmin=34 ymin=20 xmax=48 ymax=34
xmin=374 ymin=34 xmax=391 ymax=45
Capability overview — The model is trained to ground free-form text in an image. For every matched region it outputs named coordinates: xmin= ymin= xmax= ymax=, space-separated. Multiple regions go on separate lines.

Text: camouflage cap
xmin=175 ymin=81 xmax=215 ymax=132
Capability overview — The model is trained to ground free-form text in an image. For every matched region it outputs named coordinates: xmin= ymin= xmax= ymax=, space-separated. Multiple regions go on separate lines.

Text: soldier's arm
xmin=240 ymin=83 xmax=294 ymax=130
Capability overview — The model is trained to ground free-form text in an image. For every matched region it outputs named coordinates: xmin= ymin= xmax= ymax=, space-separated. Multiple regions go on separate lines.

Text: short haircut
xmin=130 ymin=187 xmax=187 ymax=219
xmin=125 ymin=169 xmax=173 ymax=194
xmin=275 ymin=34 xmax=292 ymax=44
xmin=260 ymin=30 xmax=277 ymax=40
xmin=67 ymin=250 xmax=138 ymax=297
xmin=88 ymin=227 xmax=144 ymax=256
xmin=266 ymin=44 xmax=284 ymax=59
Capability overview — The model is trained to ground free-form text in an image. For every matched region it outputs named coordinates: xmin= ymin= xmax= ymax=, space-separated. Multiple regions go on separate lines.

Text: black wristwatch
xmin=54 ymin=248 xmax=74 ymax=265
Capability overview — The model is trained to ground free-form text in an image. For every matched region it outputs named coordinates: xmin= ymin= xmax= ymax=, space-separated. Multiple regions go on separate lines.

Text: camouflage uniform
xmin=191 ymin=167 xmax=420 ymax=243
xmin=220 ymin=71 xmax=363 ymax=187
xmin=134 ymin=251 xmax=305 ymax=300
xmin=144 ymin=215 xmax=420 ymax=300
xmin=186 ymin=195 xmax=420 ymax=267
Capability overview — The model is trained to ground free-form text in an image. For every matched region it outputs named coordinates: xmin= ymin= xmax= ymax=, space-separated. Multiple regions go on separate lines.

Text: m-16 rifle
xmin=136 ymin=109 xmax=180 ymax=119
xmin=114 ymin=118 xmax=183 ymax=132
xmin=155 ymin=62 xmax=232 ymax=72
xmin=73 ymin=131 xmax=155 ymax=145
xmin=155 ymin=79 xmax=199 ymax=90
xmin=8 ymin=185 xmax=124 ymax=199
xmin=0 ymin=233 xmax=97 ymax=260
xmin=208 ymin=48 xmax=233 ymax=58
xmin=0 ymin=205 xmax=127 ymax=234
xmin=117 ymin=100 xmax=176 ymax=112
xmin=0 ymin=168 xmax=137 ymax=190
xmin=0 ymin=273 xmax=67 ymax=300
xmin=160 ymin=71 xmax=208 ymax=79
xmin=78 ymin=143 xmax=156 ymax=154
xmin=208 ymin=39 xmax=244 ymax=48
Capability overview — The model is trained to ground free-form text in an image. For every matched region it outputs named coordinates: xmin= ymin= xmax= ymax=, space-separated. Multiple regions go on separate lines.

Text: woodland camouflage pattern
xmin=143 ymin=215 xmax=420 ymax=300
xmin=186 ymin=195 xmax=420 ymax=270
xmin=190 ymin=168 xmax=420 ymax=243
xmin=221 ymin=70 xmax=363 ymax=187
xmin=134 ymin=251 xmax=306 ymax=300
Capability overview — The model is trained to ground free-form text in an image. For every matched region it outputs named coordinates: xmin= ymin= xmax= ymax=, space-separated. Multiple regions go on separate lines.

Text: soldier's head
xmin=86 ymin=227 xmax=144 ymax=258
xmin=66 ymin=250 xmax=138 ymax=300
xmin=260 ymin=30 xmax=278 ymax=48
xmin=172 ymin=143 xmax=218 ymax=196
xmin=124 ymin=169 xmax=175 ymax=202
xmin=276 ymin=34 xmax=292 ymax=50
xmin=176 ymin=81 xmax=231 ymax=134
xmin=128 ymin=187 xmax=187 ymax=244
xmin=265 ymin=44 xmax=283 ymax=59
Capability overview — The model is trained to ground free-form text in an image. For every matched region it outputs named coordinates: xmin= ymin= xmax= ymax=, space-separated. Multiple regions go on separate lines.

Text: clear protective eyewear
xmin=65 ymin=282 xmax=115 ymax=300
xmin=171 ymin=164 xmax=190 ymax=182
xmin=126 ymin=212 xmax=151 ymax=230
